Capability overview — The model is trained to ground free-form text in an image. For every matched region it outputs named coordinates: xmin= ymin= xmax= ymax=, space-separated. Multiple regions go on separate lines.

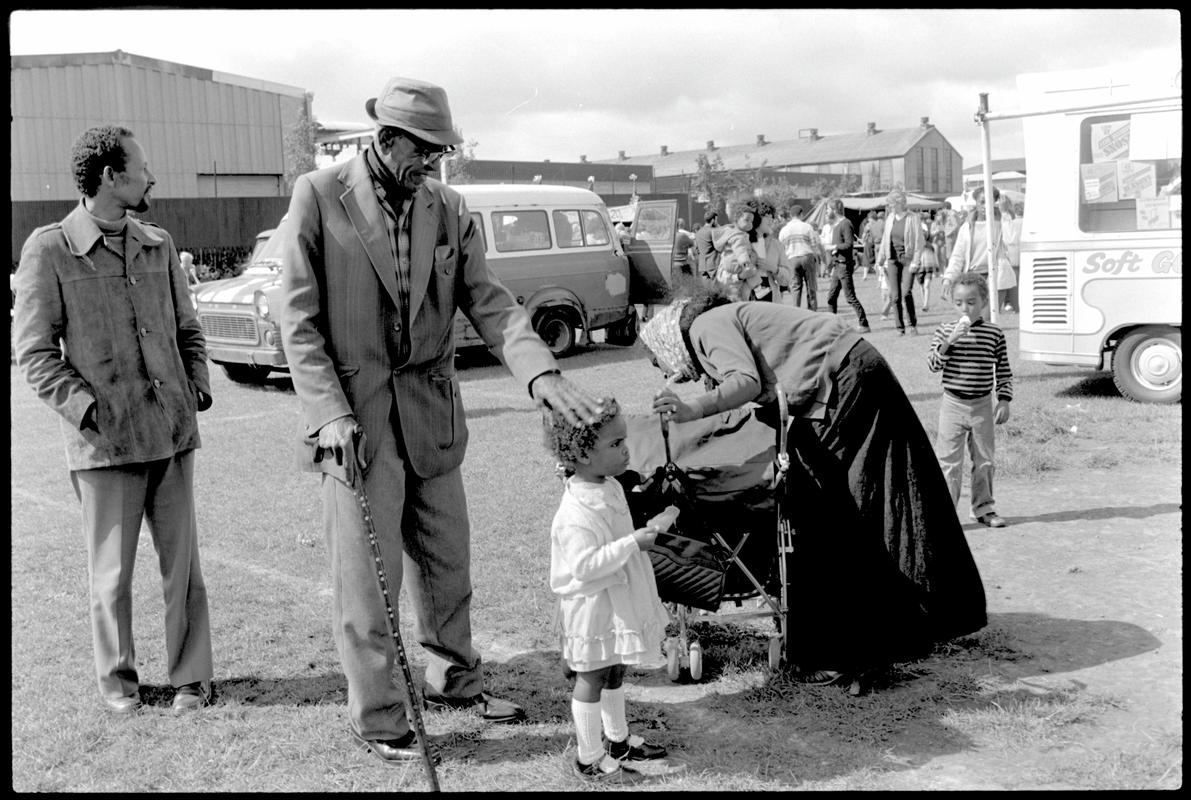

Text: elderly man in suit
xmin=278 ymin=77 xmax=605 ymax=765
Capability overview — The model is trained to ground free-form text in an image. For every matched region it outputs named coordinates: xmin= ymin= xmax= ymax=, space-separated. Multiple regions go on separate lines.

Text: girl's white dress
xmin=550 ymin=477 xmax=670 ymax=672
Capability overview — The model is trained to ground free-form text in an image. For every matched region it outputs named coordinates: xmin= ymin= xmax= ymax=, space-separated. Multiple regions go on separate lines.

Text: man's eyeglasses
xmin=402 ymin=133 xmax=455 ymax=164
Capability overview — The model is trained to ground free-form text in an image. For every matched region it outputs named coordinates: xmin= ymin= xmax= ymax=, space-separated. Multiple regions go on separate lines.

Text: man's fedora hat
xmin=365 ymin=77 xmax=464 ymax=147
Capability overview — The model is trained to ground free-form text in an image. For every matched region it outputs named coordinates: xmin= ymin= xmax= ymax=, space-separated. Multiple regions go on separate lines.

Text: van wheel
xmin=534 ymin=309 xmax=577 ymax=357
xmin=221 ymin=363 xmax=272 ymax=384
xmin=1112 ymin=327 xmax=1181 ymax=404
xmin=605 ymin=306 xmax=639 ymax=346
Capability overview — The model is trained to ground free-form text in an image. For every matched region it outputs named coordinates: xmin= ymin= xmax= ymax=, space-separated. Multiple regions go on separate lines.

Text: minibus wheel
xmin=1112 ymin=326 xmax=1181 ymax=404
xmin=534 ymin=309 xmax=577 ymax=357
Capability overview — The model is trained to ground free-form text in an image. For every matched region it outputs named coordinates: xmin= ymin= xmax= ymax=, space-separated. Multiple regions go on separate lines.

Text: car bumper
xmin=207 ymin=345 xmax=288 ymax=368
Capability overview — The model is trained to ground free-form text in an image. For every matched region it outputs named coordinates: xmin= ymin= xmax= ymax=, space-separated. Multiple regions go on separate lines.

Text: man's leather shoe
xmin=103 ymin=694 xmax=142 ymax=715
xmin=351 ymin=729 xmax=440 ymax=765
xmin=172 ymin=681 xmax=214 ymax=711
xmin=977 ymin=512 xmax=1007 ymax=528
xmin=424 ymin=691 xmax=526 ymax=723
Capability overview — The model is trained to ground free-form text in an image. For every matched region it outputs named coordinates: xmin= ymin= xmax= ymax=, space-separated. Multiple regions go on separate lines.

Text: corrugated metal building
xmin=593 ymin=118 xmax=964 ymax=198
xmin=10 ymin=50 xmax=311 ymax=201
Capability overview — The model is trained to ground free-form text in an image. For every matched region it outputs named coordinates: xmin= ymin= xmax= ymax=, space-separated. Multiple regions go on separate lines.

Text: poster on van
xmin=1090 ymin=120 xmax=1130 ymax=162
xmin=1081 ymin=162 xmax=1119 ymax=203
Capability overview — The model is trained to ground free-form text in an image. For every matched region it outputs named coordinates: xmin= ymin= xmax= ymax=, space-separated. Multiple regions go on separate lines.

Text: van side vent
xmin=1030 ymin=256 xmax=1070 ymax=327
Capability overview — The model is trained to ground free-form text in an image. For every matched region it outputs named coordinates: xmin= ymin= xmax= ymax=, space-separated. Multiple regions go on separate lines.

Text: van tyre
xmin=1112 ymin=326 xmax=1181 ymax=404
xmin=221 ymin=363 xmax=273 ymax=384
xmin=534 ymin=309 xmax=578 ymax=358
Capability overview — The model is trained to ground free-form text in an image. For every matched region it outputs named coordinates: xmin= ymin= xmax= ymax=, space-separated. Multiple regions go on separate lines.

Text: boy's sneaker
xmin=572 ymin=754 xmax=646 ymax=784
xmin=607 ymin=733 xmax=667 ymax=761
xmin=977 ymin=512 xmax=1007 ymax=528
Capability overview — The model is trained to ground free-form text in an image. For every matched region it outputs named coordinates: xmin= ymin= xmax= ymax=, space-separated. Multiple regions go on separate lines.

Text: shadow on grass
xmin=960 ymin=501 xmax=1181 ymax=529
xmin=1054 ymin=371 xmax=1124 ymax=399
xmin=465 ymin=608 xmax=1163 ymax=784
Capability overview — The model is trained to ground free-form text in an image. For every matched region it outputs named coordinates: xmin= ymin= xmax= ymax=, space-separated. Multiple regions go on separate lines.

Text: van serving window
xmin=493 ymin=210 xmax=552 ymax=252
xmin=1078 ymin=110 xmax=1181 ymax=234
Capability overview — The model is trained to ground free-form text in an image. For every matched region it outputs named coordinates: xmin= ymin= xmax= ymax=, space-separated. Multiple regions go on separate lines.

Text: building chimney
xmin=579 ymin=154 xmax=588 ymax=163
xmin=756 ymin=134 xmax=767 ymax=146
xmin=660 ymin=145 xmax=669 ymax=156
xmin=866 ymin=122 xmax=877 ymax=136
xmin=618 ymin=150 xmax=626 ymax=160
xmin=920 ymin=116 xmax=932 ymax=127
xmin=799 ymin=128 xmax=820 ymax=141
xmin=706 ymin=140 xmax=716 ymax=151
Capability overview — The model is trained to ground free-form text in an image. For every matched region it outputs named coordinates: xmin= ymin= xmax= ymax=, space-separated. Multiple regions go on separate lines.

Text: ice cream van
xmin=993 ymin=66 xmax=1181 ymax=403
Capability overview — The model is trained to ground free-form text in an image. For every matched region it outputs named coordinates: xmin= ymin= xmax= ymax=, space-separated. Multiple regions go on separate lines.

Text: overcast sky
xmin=9 ymin=8 xmax=1182 ymax=167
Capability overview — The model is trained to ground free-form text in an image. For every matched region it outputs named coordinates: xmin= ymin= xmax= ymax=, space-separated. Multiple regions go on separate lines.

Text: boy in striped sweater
xmin=927 ymin=272 xmax=1013 ymax=528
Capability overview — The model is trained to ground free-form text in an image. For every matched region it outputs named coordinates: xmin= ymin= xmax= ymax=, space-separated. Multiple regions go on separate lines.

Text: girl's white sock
xmin=572 ymin=698 xmax=604 ymax=765
xmin=600 ymin=686 xmax=629 ymax=743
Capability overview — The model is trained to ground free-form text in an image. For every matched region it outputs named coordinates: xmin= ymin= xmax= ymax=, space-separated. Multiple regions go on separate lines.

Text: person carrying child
xmin=927 ymin=272 xmax=1013 ymax=528
xmin=544 ymin=398 xmax=675 ymax=784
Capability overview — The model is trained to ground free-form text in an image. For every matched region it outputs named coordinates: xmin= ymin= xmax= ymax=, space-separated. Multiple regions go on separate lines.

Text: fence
xmin=11 ymin=197 xmax=291 ymax=269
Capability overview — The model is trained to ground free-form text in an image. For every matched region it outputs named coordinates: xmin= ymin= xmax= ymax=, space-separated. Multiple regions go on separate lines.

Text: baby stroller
xmin=621 ymin=388 xmax=796 ymax=682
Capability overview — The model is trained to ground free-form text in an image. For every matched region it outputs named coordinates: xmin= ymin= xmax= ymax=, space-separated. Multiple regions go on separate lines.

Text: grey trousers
xmin=70 ymin=450 xmax=213 ymax=700
xmin=322 ymin=412 xmax=483 ymax=741
xmin=934 ymin=392 xmax=997 ymax=517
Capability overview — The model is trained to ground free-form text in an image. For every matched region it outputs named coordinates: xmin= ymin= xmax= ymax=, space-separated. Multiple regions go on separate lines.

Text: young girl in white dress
xmin=544 ymin=398 xmax=676 ymax=784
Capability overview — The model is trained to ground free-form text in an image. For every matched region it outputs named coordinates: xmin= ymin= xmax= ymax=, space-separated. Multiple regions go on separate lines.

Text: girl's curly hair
xmin=542 ymin=397 xmax=621 ymax=470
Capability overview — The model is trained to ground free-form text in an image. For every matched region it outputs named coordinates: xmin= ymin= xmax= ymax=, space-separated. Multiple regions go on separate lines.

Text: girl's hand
xmin=994 ymin=400 xmax=1011 ymax=424
xmin=652 ymin=388 xmax=697 ymax=423
xmin=633 ymin=526 xmax=660 ymax=551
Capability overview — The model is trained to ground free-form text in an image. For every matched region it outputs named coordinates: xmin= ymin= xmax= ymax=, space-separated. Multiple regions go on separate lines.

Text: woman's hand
xmin=652 ymin=387 xmax=698 ymax=423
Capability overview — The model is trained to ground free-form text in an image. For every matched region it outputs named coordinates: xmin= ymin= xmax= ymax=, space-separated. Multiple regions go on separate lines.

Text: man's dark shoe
xmin=424 ymin=691 xmax=526 ymax=723
xmin=606 ymin=734 xmax=667 ymax=761
xmin=172 ymin=681 xmax=214 ymax=711
xmin=351 ymin=729 xmax=440 ymax=765
xmin=977 ymin=512 xmax=1007 ymax=528
xmin=103 ymin=693 xmax=142 ymax=715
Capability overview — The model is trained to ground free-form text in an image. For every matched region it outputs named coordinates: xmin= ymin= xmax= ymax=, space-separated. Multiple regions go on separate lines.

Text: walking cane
xmin=310 ymin=433 xmax=441 ymax=791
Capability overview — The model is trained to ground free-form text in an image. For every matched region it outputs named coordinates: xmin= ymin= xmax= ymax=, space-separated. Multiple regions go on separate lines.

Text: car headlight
xmin=253 ymin=290 xmax=270 ymax=320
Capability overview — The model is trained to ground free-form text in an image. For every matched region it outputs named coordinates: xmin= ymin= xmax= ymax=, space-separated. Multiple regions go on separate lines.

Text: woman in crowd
xmin=877 ymin=190 xmax=923 ymax=335
xmin=638 ymin=284 xmax=987 ymax=683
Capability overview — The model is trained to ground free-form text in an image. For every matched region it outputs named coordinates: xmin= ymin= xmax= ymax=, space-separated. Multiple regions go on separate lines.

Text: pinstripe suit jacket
xmin=278 ymin=155 xmax=557 ymax=478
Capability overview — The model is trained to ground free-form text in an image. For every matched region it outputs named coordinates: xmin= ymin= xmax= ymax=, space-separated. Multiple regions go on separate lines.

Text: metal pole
xmin=977 ymin=93 xmax=998 ymax=324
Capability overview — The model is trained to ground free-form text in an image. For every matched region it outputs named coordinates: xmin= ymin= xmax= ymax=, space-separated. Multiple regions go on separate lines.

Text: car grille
xmin=199 ymin=313 xmax=259 ymax=343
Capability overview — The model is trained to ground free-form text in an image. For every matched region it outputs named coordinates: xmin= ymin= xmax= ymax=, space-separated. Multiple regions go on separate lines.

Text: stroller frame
xmin=658 ymin=387 xmax=796 ymax=682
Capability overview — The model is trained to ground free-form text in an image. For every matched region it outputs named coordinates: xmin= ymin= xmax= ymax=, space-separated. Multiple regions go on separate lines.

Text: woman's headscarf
xmin=639 ymin=297 xmax=699 ymax=383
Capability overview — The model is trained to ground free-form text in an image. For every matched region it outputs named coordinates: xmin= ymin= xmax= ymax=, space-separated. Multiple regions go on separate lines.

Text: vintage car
xmin=194 ymin=188 xmax=678 ymax=383
xmin=193 ymin=228 xmax=287 ymax=383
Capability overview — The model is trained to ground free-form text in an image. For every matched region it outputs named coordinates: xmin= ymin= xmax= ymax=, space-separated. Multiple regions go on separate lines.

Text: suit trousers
xmin=70 ymin=450 xmax=213 ymax=700
xmin=322 ymin=404 xmax=482 ymax=740
xmin=934 ymin=392 xmax=997 ymax=517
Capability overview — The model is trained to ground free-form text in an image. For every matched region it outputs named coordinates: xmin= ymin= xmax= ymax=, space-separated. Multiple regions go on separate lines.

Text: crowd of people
xmin=11 ymin=70 xmax=1018 ymax=785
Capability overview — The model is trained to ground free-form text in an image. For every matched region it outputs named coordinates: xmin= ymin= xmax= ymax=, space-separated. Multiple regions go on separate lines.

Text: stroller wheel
xmin=688 ymin=641 xmax=703 ymax=681
xmin=767 ymin=635 xmax=783 ymax=671
xmin=665 ymin=638 xmax=682 ymax=681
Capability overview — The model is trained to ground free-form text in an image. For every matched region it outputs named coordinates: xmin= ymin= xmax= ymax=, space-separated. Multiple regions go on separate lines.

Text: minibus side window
xmin=469 ymin=212 xmax=486 ymax=252
xmin=553 ymin=210 xmax=583 ymax=248
xmin=1078 ymin=110 xmax=1181 ymax=233
xmin=580 ymin=210 xmax=611 ymax=246
xmin=492 ymin=210 xmax=552 ymax=252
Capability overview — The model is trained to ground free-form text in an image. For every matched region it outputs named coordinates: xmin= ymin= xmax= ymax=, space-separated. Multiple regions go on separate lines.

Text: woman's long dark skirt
xmin=780 ymin=339 xmax=987 ymax=674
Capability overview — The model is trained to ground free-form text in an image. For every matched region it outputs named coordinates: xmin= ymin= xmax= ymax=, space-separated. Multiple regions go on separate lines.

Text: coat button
xmin=152 ymin=378 xmax=163 ymax=388
xmin=129 ymin=275 xmax=139 ymax=285
xmin=140 ymin=327 xmax=150 ymax=336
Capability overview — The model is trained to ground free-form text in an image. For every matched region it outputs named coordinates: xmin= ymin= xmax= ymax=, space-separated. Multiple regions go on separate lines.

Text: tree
xmin=691 ymin=152 xmax=739 ymax=216
xmin=445 ymin=137 xmax=480 ymax=185
xmin=283 ymin=95 xmax=318 ymax=191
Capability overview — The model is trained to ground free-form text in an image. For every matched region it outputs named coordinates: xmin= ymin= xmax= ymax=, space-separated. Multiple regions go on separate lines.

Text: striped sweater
xmin=927 ymin=319 xmax=1013 ymax=401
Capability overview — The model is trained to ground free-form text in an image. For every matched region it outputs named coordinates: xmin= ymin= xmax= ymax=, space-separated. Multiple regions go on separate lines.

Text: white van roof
xmin=453 ymin=183 xmax=605 ymax=207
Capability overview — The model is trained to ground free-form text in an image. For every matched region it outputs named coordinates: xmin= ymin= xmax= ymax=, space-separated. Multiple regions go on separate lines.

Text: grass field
xmin=9 ymin=277 xmax=1182 ymax=791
